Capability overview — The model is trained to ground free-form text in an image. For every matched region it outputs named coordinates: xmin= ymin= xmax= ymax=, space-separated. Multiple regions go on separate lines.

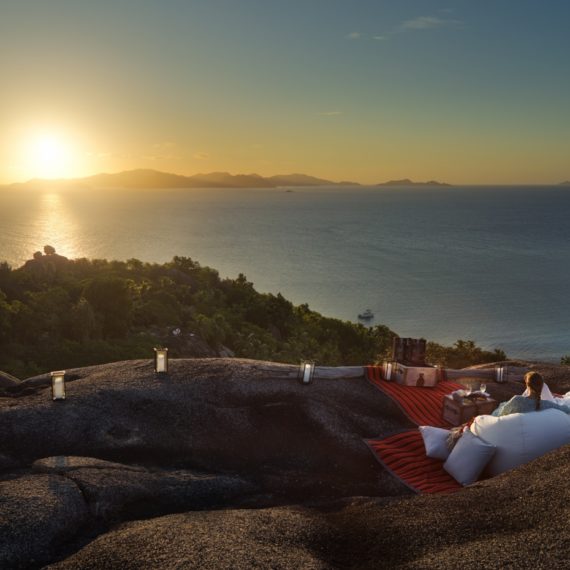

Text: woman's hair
xmin=525 ymin=371 xmax=544 ymax=411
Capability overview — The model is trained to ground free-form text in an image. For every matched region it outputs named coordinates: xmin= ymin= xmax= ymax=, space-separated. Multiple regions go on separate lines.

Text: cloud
xmin=193 ymin=152 xmax=210 ymax=160
xmin=345 ymin=32 xmax=362 ymax=40
xmin=400 ymin=15 xmax=461 ymax=31
xmin=152 ymin=141 xmax=177 ymax=149
xmin=318 ymin=111 xmax=342 ymax=116
xmin=143 ymin=153 xmax=180 ymax=161
xmin=371 ymin=15 xmax=463 ymax=41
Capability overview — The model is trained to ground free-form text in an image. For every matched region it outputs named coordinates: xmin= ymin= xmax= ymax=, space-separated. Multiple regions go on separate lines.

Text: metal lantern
xmin=435 ymin=364 xmax=444 ymax=382
xmin=154 ymin=347 xmax=169 ymax=374
xmin=51 ymin=370 xmax=66 ymax=401
xmin=298 ymin=360 xmax=315 ymax=385
xmin=382 ymin=360 xmax=396 ymax=381
xmin=495 ymin=364 xmax=508 ymax=383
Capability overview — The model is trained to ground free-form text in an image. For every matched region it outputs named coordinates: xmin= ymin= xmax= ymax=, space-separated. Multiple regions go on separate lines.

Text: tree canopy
xmin=0 ymin=254 xmax=505 ymax=378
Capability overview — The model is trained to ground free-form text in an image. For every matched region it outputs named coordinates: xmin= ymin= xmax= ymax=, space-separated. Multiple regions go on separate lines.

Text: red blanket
xmin=366 ymin=430 xmax=461 ymax=494
xmin=365 ymin=365 xmax=463 ymax=427
xmin=364 ymin=365 xmax=464 ymax=494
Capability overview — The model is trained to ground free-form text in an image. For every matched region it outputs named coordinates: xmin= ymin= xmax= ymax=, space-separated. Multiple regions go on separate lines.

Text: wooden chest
xmin=442 ymin=395 xmax=498 ymax=426
xmin=393 ymin=364 xmax=439 ymax=387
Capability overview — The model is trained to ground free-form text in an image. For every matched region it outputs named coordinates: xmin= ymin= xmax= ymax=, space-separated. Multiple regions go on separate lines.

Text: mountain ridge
xmin=9 ymin=169 xmax=361 ymax=189
xmin=377 ymin=178 xmax=451 ymax=187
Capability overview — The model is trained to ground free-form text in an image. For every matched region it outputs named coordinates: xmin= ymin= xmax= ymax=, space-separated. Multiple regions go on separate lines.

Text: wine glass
xmin=480 ymin=383 xmax=487 ymax=395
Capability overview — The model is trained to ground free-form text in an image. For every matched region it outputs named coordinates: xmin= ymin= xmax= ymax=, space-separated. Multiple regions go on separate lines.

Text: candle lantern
xmin=382 ymin=360 xmax=396 ymax=381
xmin=51 ymin=370 xmax=66 ymax=401
xmin=435 ymin=364 xmax=444 ymax=382
xmin=495 ymin=364 xmax=508 ymax=383
xmin=298 ymin=360 xmax=315 ymax=385
xmin=154 ymin=347 xmax=169 ymax=374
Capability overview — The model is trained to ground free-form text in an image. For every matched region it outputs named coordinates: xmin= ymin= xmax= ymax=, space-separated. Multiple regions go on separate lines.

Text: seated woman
xmin=492 ymin=371 xmax=570 ymax=417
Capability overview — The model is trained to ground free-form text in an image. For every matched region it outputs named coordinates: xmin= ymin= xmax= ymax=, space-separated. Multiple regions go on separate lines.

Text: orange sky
xmin=1 ymin=1 xmax=569 ymax=186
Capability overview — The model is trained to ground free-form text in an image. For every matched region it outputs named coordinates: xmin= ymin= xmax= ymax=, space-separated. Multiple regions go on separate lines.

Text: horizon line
xmin=1 ymin=167 xmax=569 ymax=188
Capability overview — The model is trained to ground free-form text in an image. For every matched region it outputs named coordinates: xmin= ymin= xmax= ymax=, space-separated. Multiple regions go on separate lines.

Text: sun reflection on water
xmin=34 ymin=192 xmax=81 ymax=259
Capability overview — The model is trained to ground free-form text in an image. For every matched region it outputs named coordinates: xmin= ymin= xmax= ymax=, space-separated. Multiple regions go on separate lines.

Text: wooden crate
xmin=443 ymin=395 xmax=498 ymax=426
xmin=393 ymin=364 xmax=439 ymax=387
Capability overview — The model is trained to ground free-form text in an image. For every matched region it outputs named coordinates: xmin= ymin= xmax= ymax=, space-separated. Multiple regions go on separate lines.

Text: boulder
xmin=0 ymin=359 xmax=411 ymax=500
xmin=48 ymin=444 xmax=570 ymax=570
xmin=0 ymin=474 xmax=88 ymax=569
xmin=32 ymin=456 xmax=258 ymax=520
xmin=3 ymin=357 xmax=568 ymax=568
xmin=0 ymin=370 xmax=20 ymax=389
xmin=48 ymin=506 xmax=332 ymax=570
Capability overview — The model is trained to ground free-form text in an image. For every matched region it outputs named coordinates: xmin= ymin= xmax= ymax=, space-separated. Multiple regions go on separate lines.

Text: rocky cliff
xmin=1 ymin=359 xmax=569 ymax=569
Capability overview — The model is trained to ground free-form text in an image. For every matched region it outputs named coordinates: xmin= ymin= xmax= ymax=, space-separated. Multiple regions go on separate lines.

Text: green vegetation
xmin=426 ymin=340 xmax=505 ymax=369
xmin=0 ymin=250 xmax=505 ymax=378
xmin=561 ymin=356 xmax=570 ymax=366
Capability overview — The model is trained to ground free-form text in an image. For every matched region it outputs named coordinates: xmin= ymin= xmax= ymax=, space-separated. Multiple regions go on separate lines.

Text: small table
xmin=442 ymin=394 xmax=498 ymax=426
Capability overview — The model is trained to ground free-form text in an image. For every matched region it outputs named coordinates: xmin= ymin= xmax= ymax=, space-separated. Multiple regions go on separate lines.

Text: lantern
xmin=495 ymin=364 xmax=508 ymax=383
xmin=382 ymin=360 xmax=396 ymax=381
xmin=51 ymin=370 xmax=66 ymax=401
xmin=298 ymin=360 xmax=315 ymax=385
xmin=435 ymin=364 xmax=444 ymax=382
xmin=154 ymin=347 xmax=169 ymax=374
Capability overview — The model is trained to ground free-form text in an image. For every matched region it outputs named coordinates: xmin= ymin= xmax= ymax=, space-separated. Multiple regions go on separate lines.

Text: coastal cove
xmin=2 ymin=184 xmax=570 ymax=361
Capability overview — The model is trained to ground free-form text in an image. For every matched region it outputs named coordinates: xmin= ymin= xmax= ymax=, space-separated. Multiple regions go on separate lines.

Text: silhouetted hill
xmin=8 ymin=169 xmax=360 ymax=189
xmin=82 ymin=169 xmax=192 ymax=188
xmin=377 ymin=178 xmax=451 ymax=187
xmin=267 ymin=173 xmax=359 ymax=187
xmin=189 ymin=171 xmax=272 ymax=188
xmin=83 ymin=169 xmax=273 ymax=188
xmin=559 ymin=180 xmax=570 ymax=186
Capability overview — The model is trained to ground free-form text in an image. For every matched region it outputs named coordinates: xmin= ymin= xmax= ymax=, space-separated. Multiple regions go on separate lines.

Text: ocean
xmin=1 ymin=184 xmax=569 ymax=361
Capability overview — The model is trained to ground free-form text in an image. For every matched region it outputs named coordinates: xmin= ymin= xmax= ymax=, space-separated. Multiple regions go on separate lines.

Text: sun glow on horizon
xmin=23 ymin=131 xmax=74 ymax=179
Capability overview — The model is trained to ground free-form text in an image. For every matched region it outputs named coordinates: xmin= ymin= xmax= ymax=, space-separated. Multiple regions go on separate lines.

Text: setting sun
xmin=24 ymin=132 xmax=72 ymax=179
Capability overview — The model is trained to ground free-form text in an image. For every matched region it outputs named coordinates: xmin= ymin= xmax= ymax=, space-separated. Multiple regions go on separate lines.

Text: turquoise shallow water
xmin=1 ymin=184 xmax=569 ymax=361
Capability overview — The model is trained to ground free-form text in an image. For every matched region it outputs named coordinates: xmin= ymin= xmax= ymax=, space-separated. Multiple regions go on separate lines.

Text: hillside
xmin=377 ymin=178 xmax=451 ymax=187
xmin=0 ymin=251 xmax=505 ymax=378
xmin=267 ymin=173 xmax=359 ymax=187
xmin=9 ymin=169 xmax=360 ymax=189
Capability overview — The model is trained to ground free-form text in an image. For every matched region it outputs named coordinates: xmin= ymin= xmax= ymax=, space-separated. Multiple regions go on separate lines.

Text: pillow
xmin=443 ymin=430 xmax=496 ymax=486
xmin=470 ymin=409 xmax=570 ymax=476
xmin=419 ymin=426 xmax=452 ymax=460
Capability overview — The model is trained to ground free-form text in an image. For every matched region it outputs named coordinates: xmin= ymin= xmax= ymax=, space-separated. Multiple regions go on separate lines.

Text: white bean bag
xmin=470 ymin=409 xmax=570 ymax=476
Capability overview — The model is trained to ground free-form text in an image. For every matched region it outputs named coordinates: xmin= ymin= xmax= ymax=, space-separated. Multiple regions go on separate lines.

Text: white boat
xmin=358 ymin=309 xmax=374 ymax=320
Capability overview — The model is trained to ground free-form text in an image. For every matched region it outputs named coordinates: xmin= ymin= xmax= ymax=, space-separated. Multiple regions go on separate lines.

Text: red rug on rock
xmin=365 ymin=365 xmax=463 ymax=427
xmin=366 ymin=430 xmax=462 ymax=494
xmin=364 ymin=365 xmax=465 ymax=494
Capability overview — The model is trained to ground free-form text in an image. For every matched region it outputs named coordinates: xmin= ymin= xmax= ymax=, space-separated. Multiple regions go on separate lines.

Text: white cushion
xmin=443 ymin=430 xmax=496 ymax=486
xmin=419 ymin=426 xmax=451 ymax=460
xmin=554 ymin=391 xmax=570 ymax=407
xmin=470 ymin=409 xmax=570 ymax=476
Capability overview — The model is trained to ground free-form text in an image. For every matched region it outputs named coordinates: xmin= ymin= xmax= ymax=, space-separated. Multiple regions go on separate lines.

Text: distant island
xmin=8 ymin=169 xmax=361 ymax=190
xmin=559 ymin=181 xmax=570 ymax=186
xmin=377 ymin=178 xmax=451 ymax=187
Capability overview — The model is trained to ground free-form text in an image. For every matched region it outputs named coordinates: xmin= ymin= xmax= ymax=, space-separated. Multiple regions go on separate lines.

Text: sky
xmin=1 ymin=0 xmax=570 ymax=185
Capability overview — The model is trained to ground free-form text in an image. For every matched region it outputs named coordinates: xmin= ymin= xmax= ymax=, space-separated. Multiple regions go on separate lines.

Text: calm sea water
xmin=1 ymin=185 xmax=569 ymax=361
